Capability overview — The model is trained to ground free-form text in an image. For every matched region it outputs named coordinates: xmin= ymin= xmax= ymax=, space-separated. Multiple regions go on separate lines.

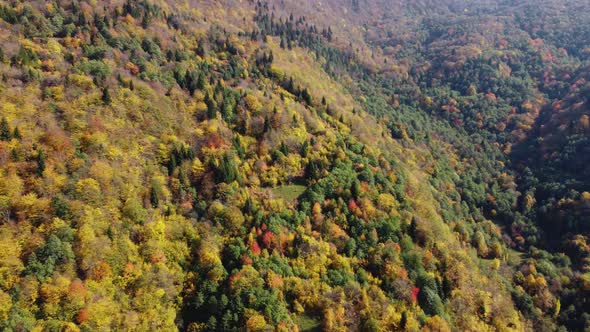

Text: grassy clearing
xmin=296 ymin=315 xmax=322 ymax=332
xmin=272 ymin=184 xmax=307 ymax=201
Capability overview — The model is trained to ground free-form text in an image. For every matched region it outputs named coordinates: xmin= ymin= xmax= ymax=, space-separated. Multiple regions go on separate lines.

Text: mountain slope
xmin=0 ymin=0 xmax=588 ymax=331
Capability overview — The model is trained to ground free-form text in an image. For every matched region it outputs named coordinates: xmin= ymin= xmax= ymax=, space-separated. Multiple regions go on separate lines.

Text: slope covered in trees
xmin=0 ymin=0 xmax=588 ymax=331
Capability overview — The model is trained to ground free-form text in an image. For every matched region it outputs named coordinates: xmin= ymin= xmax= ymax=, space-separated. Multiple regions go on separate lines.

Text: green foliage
xmin=36 ymin=150 xmax=46 ymax=176
xmin=214 ymin=153 xmax=238 ymax=184
xmin=26 ymin=235 xmax=74 ymax=281
xmin=101 ymin=87 xmax=111 ymax=105
xmin=0 ymin=117 xmax=10 ymax=141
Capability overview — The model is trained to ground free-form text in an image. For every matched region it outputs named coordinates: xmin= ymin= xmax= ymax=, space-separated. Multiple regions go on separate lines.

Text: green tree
xmin=12 ymin=126 xmax=21 ymax=140
xmin=0 ymin=117 xmax=10 ymax=141
xmin=102 ymin=87 xmax=112 ymax=105
xmin=214 ymin=154 xmax=238 ymax=183
xmin=37 ymin=150 xmax=46 ymax=176
xmin=26 ymin=234 xmax=74 ymax=281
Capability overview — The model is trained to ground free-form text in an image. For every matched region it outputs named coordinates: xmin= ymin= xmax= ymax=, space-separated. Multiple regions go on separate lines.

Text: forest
xmin=0 ymin=0 xmax=588 ymax=331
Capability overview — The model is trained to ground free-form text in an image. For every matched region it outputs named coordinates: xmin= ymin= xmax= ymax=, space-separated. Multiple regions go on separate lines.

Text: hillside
xmin=0 ymin=0 xmax=588 ymax=331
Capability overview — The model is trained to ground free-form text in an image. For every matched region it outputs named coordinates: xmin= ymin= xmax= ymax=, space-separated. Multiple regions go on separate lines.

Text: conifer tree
xmin=36 ymin=150 xmax=46 ymax=176
xmin=102 ymin=87 xmax=112 ymax=105
xmin=12 ymin=126 xmax=21 ymax=140
xmin=0 ymin=117 xmax=11 ymax=141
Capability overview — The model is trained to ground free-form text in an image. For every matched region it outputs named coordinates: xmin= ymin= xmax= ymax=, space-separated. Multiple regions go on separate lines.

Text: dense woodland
xmin=0 ymin=0 xmax=588 ymax=331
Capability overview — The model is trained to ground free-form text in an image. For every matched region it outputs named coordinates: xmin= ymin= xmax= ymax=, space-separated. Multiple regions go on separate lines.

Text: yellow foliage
xmin=0 ymin=171 xmax=23 ymax=197
xmin=89 ymin=161 xmax=115 ymax=187
xmin=82 ymin=297 xmax=118 ymax=330
xmin=245 ymin=94 xmax=263 ymax=113
xmin=47 ymin=39 xmax=62 ymax=55
xmin=377 ymin=193 xmax=399 ymax=215
xmin=0 ymin=229 xmax=23 ymax=290
xmin=13 ymin=193 xmax=50 ymax=222
xmin=195 ymin=101 xmax=208 ymax=113
xmin=67 ymin=74 xmax=95 ymax=89
xmin=191 ymin=158 xmax=205 ymax=176
xmin=61 ymin=323 xmax=80 ymax=332
xmin=124 ymin=14 xmax=135 ymax=25
xmin=76 ymin=178 xmax=102 ymax=205
xmin=46 ymin=86 xmax=65 ymax=101
xmin=245 ymin=312 xmax=267 ymax=331
xmin=198 ymin=237 xmax=222 ymax=267
xmin=0 ymin=290 xmax=12 ymax=325
xmin=424 ymin=315 xmax=451 ymax=332
xmin=1 ymin=103 xmax=18 ymax=121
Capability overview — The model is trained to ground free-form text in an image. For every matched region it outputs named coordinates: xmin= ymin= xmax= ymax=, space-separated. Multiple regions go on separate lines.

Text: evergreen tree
xmin=263 ymin=115 xmax=271 ymax=133
xmin=196 ymin=42 xmax=206 ymax=57
xmin=205 ymin=93 xmax=217 ymax=119
xmin=215 ymin=154 xmax=238 ymax=183
xmin=150 ymin=187 xmax=159 ymax=208
xmin=0 ymin=117 xmax=11 ymax=141
xmin=280 ymin=35 xmax=286 ymax=49
xmin=12 ymin=126 xmax=21 ymax=140
xmin=102 ymin=87 xmax=112 ymax=105
xmin=36 ymin=150 xmax=46 ymax=176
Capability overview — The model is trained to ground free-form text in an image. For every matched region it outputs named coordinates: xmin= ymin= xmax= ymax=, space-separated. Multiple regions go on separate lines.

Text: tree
xmin=417 ymin=273 xmax=444 ymax=316
xmin=263 ymin=116 xmax=271 ymax=133
xmin=26 ymin=234 xmax=74 ymax=281
xmin=150 ymin=186 xmax=160 ymax=207
xmin=214 ymin=154 xmax=238 ymax=183
xmin=0 ymin=117 xmax=10 ymax=141
xmin=36 ymin=150 xmax=46 ymax=176
xmin=205 ymin=92 xmax=217 ymax=118
xmin=196 ymin=42 xmax=206 ymax=57
xmin=102 ymin=87 xmax=111 ymax=105
xmin=246 ymin=314 xmax=267 ymax=331
xmin=206 ymin=316 xmax=217 ymax=330
xmin=301 ymin=87 xmax=312 ymax=105
xmin=12 ymin=126 xmax=21 ymax=140
xmin=473 ymin=231 xmax=488 ymax=257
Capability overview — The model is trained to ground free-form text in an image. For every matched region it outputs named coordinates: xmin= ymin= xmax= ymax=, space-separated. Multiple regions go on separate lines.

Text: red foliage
xmin=250 ymin=241 xmax=261 ymax=256
xmin=150 ymin=251 xmax=166 ymax=264
xmin=241 ymin=253 xmax=253 ymax=265
xmin=42 ymin=126 xmax=74 ymax=155
xmin=411 ymin=287 xmax=420 ymax=303
xmin=348 ymin=199 xmax=358 ymax=211
xmin=360 ymin=181 xmax=370 ymax=194
xmin=76 ymin=308 xmax=89 ymax=324
xmin=206 ymin=132 xmax=226 ymax=149
xmin=126 ymin=62 xmax=140 ymax=75
xmin=262 ymin=231 xmax=274 ymax=248
xmin=90 ymin=261 xmax=112 ymax=281
xmin=123 ymin=262 xmax=135 ymax=276
xmin=68 ymin=280 xmax=88 ymax=303
xmin=228 ymin=273 xmax=240 ymax=289
xmin=179 ymin=200 xmax=193 ymax=213
xmin=484 ymin=92 xmax=497 ymax=101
